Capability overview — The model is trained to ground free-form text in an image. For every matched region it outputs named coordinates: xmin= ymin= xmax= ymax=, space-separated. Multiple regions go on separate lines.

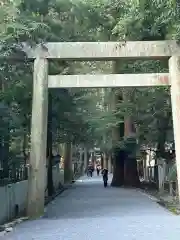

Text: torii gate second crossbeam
xmin=48 ymin=73 xmax=169 ymax=88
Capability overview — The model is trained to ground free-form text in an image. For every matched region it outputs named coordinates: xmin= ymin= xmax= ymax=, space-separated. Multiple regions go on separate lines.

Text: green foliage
xmin=93 ymin=0 xmax=179 ymax=158
xmin=1 ymin=0 xmax=180 ymax=172
xmin=0 ymin=0 xmax=106 ymax=169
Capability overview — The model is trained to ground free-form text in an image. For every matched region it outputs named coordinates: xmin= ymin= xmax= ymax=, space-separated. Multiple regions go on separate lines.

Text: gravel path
xmin=2 ymin=175 xmax=180 ymax=240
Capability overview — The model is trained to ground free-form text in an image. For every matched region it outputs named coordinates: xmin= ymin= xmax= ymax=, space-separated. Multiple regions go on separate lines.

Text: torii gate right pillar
xmin=169 ymin=56 xmax=180 ymax=200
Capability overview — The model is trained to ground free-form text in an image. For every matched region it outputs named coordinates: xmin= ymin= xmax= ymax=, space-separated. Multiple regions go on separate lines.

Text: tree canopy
xmin=0 ymin=0 xmax=179 ymax=177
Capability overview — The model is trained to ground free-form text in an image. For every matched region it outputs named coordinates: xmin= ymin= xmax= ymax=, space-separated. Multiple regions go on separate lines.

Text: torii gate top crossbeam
xmin=24 ymin=41 xmax=180 ymax=60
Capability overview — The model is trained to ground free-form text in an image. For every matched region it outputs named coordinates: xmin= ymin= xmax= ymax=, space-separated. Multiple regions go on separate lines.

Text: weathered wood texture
xmin=111 ymin=61 xmax=122 ymax=144
xmin=103 ymin=153 xmax=108 ymax=169
xmin=108 ymin=155 xmax=112 ymax=173
xmin=24 ymin=41 xmax=180 ymax=59
xmin=169 ymin=56 xmax=180 ymax=200
xmin=111 ymin=61 xmax=124 ymax=187
xmin=48 ymin=73 xmax=169 ymax=88
xmin=64 ymin=142 xmax=73 ymax=183
xmin=27 ymin=58 xmax=48 ymax=217
xmin=84 ymin=147 xmax=88 ymax=171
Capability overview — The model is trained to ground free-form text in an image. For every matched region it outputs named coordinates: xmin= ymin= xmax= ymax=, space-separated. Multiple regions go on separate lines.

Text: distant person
xmin=87 ymin=164 xmax=94 ymax=177
xmin=102 ymin=168 xmax=108 ymax=187
xmin=96 ymin=165 xmax=100 ymax=176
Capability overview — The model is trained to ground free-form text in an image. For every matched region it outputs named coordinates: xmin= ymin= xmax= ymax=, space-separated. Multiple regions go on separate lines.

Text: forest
xmin=0 ymin=0 xmax=179 ymax=193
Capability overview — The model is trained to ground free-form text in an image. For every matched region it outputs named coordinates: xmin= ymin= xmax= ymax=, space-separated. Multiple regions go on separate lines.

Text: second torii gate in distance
xmin=25 ymin=40 xmax=180 ymax=217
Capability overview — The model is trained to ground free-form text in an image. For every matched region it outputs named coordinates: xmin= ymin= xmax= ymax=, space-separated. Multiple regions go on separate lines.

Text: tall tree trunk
xmin=123 ymin=90 xmax=140 ymax=187
xmin=111 ymin=147 xmax=125 ymax=186
xmin=101 ymin=152 xmax=104 ymax=169
xmin=103 ymin=152 xmax=108 ymax=169
xmin=83 ymin=147 xmax=88 ymax=172
xmin=92 ymin=151 xmax=95 ymax=168
xmin=108 ymin=154 xmax=112 ymax=173
xmin=111 ymin=105 xmax=125 ymax=186
xmin=124 ymin=151 xmax=140 ymax=187
xmin=111 ymin=61 xmax=125 ymax=186
xmin=64 ymin=142 xmax=73 ymax=183
xmin=46 ymin=91 xmax=54 ymax=196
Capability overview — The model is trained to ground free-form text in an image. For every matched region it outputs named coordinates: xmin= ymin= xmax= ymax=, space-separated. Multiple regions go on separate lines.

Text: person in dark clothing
xmin=87 ymin=164 xmax=94 ymax=177
xmin=102 ymin=168 xmax=108 ymax=187
xmin=96 ymin=165 xmax=100 ymax=176
xmin=90 ymin=169 xmax=93 ymax=177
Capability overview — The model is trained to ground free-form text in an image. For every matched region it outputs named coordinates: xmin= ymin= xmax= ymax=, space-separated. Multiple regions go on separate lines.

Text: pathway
xmin=3 ymin=175 xmax=180 ymax=239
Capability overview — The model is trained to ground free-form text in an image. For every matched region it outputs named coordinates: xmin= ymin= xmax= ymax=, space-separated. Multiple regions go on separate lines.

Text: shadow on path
xmin=44 ymin=174 xmax=171 ymax=220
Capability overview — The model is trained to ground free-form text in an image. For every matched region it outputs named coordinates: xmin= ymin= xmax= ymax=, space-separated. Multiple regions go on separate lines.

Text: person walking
xmin=101 ymin=168 xmax=108 ymax=187
xmin=87 ymin=164 xmax=94 ymax=177
xmin=96 ymin=165 xmax=100 ymax=176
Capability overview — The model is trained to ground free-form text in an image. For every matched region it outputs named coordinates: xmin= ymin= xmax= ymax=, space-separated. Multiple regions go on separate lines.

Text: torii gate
xmin=25 ymin=41 xmax=180 ymax=217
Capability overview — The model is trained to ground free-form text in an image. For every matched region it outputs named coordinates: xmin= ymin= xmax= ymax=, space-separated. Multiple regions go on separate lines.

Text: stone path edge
xmin=0 ymin=178 xmax=78 ymax=236
xmin=137 ymin=188 xmax=177 ymax=215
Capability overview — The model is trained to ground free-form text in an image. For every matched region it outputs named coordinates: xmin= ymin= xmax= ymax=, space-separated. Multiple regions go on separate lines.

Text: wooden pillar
xmin=142 ymin=151 xmax=148 ymax=181
xmin=101 ymin=153 xmax=104 ymax=169
xmin=103 ymin=153 xmax=108 ymax=169
xmin=27 ymin=58 xmax=48 ymax=218
xmin=80 ymin=149 xmax=83 ymax=164
xmin=111 ymin=61 xmax=125 ymax=187
xmin=64 ymin=142 xmax=73 ymax=183
xmin=111 ymin=62 xmax=121 ymax=146
xmin=79 ymin=148 xmax=83 ymax=172
xmin=169 ymin=56 xmax=180 ymax=200
xmin=108 ymin=155 xmax=112 ymax=173
xmin=91 ymin=151 xmax=95 ymax=167
xmin=103 ymin=153 xmax=107 ymax=169
xmin=84 ymin=147 xmax=88 ymax=172
xmin=123 ymin=89 xmax=135 ymax=137
xmin=143 ymin=158 xmax=148 ymax=181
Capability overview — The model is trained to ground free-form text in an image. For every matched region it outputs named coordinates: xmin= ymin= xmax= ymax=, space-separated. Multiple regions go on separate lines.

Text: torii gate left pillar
xmin=27 ymin=58 xmax=48 ymax=217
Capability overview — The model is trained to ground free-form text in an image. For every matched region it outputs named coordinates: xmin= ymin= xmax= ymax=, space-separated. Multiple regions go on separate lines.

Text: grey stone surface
xmin=3 ymin=175 xmax=180 ymax=240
